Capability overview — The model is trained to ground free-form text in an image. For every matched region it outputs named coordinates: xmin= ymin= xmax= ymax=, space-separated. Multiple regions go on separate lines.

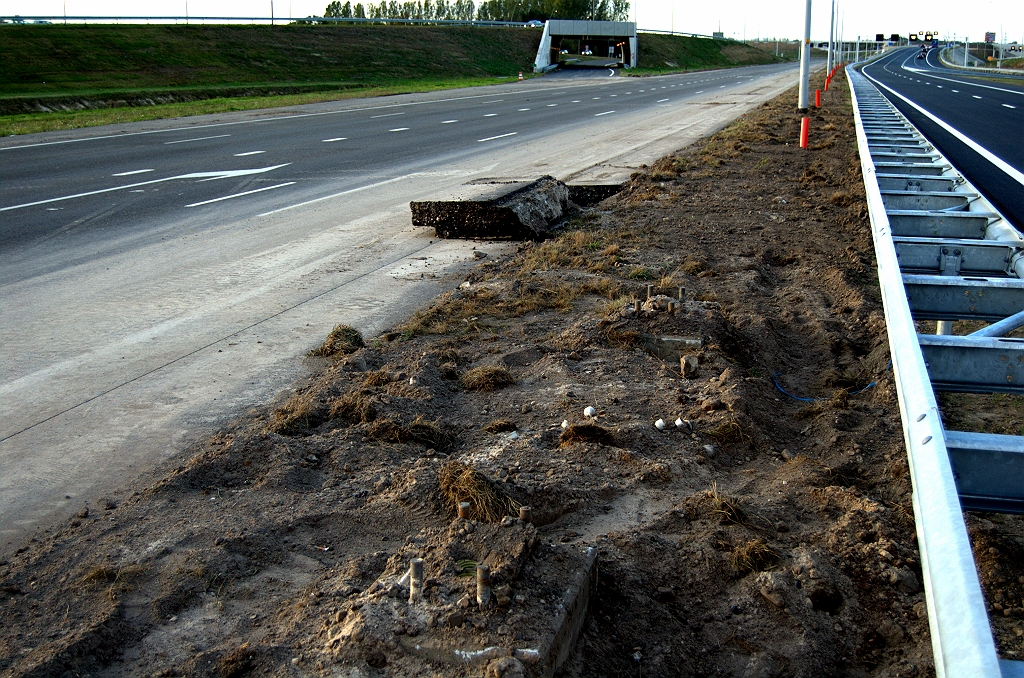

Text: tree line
xmin=322 ymin=0 xmax=629 ymax=23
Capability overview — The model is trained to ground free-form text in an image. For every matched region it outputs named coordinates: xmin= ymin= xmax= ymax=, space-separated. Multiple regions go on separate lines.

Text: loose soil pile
xmin=2 ymin=77 xmax=1022 ymax=677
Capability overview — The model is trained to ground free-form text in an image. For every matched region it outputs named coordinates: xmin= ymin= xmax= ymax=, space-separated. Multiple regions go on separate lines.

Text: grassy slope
xmin=634 ymin=34 xmax=783 ymax=74
xmin=0 ymin=24 xmax=542 ymax=97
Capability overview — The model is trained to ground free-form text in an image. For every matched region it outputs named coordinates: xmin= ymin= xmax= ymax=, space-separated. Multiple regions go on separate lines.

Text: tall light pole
xmin=826 ymin=0 xmax=835 ymax=71
xmin=798 ymin=0 xmax=812 ymax=111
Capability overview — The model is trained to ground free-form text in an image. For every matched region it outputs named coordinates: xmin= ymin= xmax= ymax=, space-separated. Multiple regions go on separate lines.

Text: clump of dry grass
xmin=708 ymin=483 xmax=746 ymax=524
xmin=483 ymin=419 xmax=517 ymax=433
xmin=367 ymin=418 xmax=410 ymax=443
xmin=730 ymin=538 xmax=778 ymax=576
xmin=559 ymin=423 xmax=613 ymax=447
xmin=408 ymin=415 xmax=455 ymax=452
xmin=268 ymin=391 xmax=326 ymax=436
xmin=604 ymin=327 xmax=642 ymax=348
xmin=704 ymin=419 xmax=744 ymax=444
xmin=829 ymin=190 xmax=854 ymax=206
xmin=438 ymin=461 xmax=519 ymax=523
xmin=681 ymin=257 xmax=707 ymax=275
xmin=308 ymin=324 xmax=364 ymax=357
xmin=460 ymin=365 xmax=514 ymax=391
xmin=329 ymin=391 xmax=377 ymax=423
xmin=361 ymin=369 xmax=393 ymax=387
xmin=82 ymin=563 xmax=147 ymax=583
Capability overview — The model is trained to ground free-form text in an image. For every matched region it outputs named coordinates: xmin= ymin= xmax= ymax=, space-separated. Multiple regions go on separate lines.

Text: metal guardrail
xmin=0 ymin=15 xmax=529 ymax=27
xmin=847 ymin=65 xmax=1024 ymax=678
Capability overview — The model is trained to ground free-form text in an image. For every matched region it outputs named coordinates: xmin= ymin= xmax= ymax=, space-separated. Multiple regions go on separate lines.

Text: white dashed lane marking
xmin=322 ymin=137 xmax=346 ymax=142
xmin=164 ymin=134 xmax=230 ymax=145
xmin=185 ymin=182 xmax=295 ymax=208
xmin=478 ymin=132 xmax=517 ymax=142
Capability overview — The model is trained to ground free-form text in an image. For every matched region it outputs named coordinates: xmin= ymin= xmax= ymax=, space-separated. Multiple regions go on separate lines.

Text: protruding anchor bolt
xmin=477 ymin=564 xmax=492 ymax=609
xmin=458 ymin=501 xmax=471 ymax=519
xmin=519 ymin=506 xmax=533 ymax=523
xmin=408 ymin=558 xmax=424 ymax=603
xmin=646 ymin=284 xmax=654 ymax=300
xmin=633 ymin=299 xmax=642 ymax=313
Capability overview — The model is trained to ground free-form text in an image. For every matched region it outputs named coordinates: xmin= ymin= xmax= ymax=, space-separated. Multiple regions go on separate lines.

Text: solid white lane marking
xmin=1004 ymin=104 xmax=1017 ymax=109
xmin=484 ymin=113 xmax=498 ymax=117
xmin=234 ymin=151 xmax=265 ymax=156
xmin=257 ymin=174 xmax=419 ymax=217
xmin=371 ymin=112 xmax=404 ymax=118
xmin=112 ymin=169 xmax=154 ymax=176
xmin=594 ymin=111 xmax=615 ymax=117
xmin=389 ymin=128 xmax=410 ymax=132
xmin=185 ymin=182 xmax=295 ymax=208
xmin=164 ymin=134 xmax=231 ymax=145
xmin=0 ymin=164 xmax=291 ymax=212
xmin=478 ymin=132 xmax=517 ymax=142
xmin=657 ymin=98 xmax=669 ymax=103
xmin=322 ymin=137 xmax=347 ymax=142
xmin=863 ymin=72 xmax=1024 ymax=188
xmin=483 ymin=99 xmax=505 ymax=103
xmin=441 ymin=120 xmax=458 ymax=124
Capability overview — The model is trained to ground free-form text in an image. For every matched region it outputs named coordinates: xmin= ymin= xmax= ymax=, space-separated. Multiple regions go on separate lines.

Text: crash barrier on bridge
xmin=847 ymin=65 xmax=1024 ymax=678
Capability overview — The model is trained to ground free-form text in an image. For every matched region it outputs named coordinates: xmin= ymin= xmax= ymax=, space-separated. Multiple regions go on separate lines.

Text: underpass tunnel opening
xmin=533 ymin=20 xmax=637 ymax=72
xmin=552 ymin=35 xmax=633 ymax=67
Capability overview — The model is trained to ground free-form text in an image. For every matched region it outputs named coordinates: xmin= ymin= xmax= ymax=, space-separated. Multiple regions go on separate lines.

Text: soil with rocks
xmin=2 ymin=77 xmax=1023 ymax=678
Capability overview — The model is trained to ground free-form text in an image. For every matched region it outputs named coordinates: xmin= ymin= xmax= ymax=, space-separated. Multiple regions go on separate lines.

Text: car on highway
xmin=524 ymin=20 xmax=543 ymax=28
xmin=582 ymin=47 xmax=593 ymax=55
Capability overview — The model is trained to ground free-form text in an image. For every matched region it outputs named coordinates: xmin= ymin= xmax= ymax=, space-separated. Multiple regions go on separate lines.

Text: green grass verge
xmin=0 ymin=76 xmax=515 ymax=136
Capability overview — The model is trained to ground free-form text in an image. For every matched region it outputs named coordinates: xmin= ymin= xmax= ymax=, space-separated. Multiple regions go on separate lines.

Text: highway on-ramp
xmin=0 ymin=62 xmax=801 ymax=551
xmin=860 ymin=47 xmax=1024 ymax=227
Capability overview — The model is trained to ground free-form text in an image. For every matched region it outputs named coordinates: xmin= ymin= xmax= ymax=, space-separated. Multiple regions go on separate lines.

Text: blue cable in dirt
xmin=772 ymin=360 xmax=890 ymax=402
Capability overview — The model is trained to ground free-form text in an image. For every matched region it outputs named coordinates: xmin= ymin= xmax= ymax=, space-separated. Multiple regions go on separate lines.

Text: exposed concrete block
xmin=411 ymin=176 xmax=569 ymax=240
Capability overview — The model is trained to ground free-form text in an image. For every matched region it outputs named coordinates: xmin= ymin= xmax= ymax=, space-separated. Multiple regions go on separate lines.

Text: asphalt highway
xmin=2 ymin=62 xmax=790 ymax=282
xmin=0 ymin=61 xmax=802 ymax=550
xmin=860 ymin=48 xmax=1024 ymax=228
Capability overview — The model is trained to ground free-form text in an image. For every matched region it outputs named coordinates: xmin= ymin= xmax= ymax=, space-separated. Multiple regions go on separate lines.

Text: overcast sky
xmin=2 ymin=0 xmax=1021 ymax=42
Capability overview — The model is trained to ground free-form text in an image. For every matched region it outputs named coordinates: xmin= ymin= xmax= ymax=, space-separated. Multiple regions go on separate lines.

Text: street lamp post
xmin=798 ymin=0 xmax=812 ymax=111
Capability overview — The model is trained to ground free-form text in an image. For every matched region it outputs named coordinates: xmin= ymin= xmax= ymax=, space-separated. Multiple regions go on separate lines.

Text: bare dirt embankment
xmin=2 ymin=77 xmax=1022 ymax=677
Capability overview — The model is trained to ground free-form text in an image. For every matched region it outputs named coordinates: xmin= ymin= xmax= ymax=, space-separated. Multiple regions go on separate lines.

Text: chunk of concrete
xmin=410 ymin=176 xmax=569 ymax=240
